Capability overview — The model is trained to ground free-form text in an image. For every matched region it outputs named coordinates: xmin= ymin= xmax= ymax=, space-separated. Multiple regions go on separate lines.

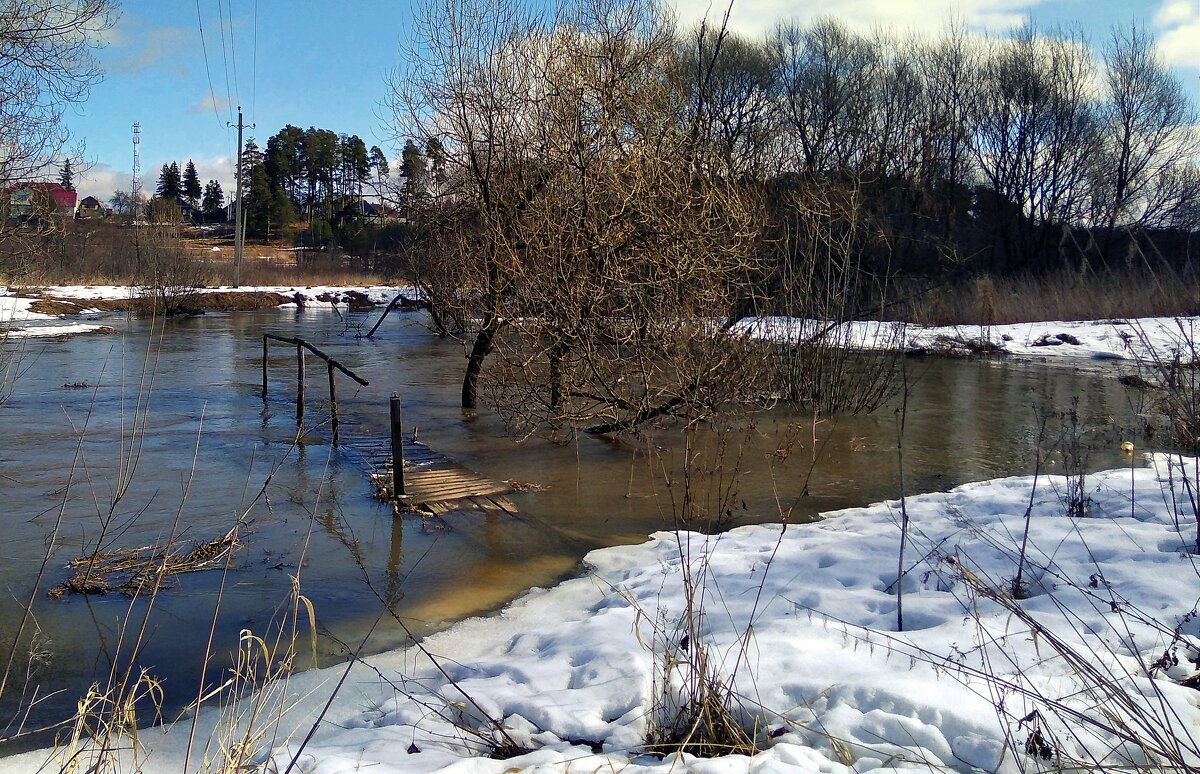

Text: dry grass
xmin=1 ymin=219 xmax=392 ymax=289
xmin=896 ymin=265 xmax=1200 ymax=326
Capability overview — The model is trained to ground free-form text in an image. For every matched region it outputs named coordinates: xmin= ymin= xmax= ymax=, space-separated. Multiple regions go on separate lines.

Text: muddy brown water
xmin=0 ymin=308 xmax=1152 ymax=748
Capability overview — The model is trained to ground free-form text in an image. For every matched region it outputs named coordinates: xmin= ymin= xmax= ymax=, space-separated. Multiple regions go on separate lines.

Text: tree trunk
xmin=461 ymin=317 xmax=499 ymax=409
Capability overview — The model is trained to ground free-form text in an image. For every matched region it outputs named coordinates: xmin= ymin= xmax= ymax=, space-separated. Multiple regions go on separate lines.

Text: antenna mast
xmin=131 ymin=121 xmax=142 ymax=221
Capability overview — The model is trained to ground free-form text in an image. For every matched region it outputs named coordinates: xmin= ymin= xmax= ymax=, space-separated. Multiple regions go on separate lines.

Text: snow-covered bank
xmin=0 ymin=285 xmax=417 ymax=338
xmin=0 ymin=290 xmax=112 ymax=337
xmin=10 ymin=457 xmax=1199 ymax=772
xmin=734 ymin=316 xmax=1199 ymax=363
xmin=36 ymin=284 xmax=417 ymax=308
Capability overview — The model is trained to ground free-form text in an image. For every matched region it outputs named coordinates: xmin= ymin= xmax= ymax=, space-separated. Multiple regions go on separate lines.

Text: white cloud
xmin=74 ymin=156 xmax=236 ymax=205
xmin=1154 ymin=0 xmax=1200 ymax=72
xmin=104 ymin=15 xmax=194 ymax=76
xmin=190 ymin=156 xmax=237 ymax=194
xmin=190 ymin=94 xmax=232 ymax=116
xmin=73 ymin=162 xmax=131 ymax=203
xmin=667 ymin=0 xmax=1045 ymax=38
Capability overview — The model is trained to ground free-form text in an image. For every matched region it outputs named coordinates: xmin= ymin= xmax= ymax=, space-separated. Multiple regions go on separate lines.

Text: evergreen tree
xmin=242 ymin=140 xmax=293 ymax=239
xmin=425 ymin=137 xmax=445 ymax=196
xmin=401 ymin=140 xmax=427 ymax=204
xmin=59 ymin=159 xmax=75 ymax=191
xmin=182 ymin=160 xmax=202 ymax=205
xmin=369 ymin=145 xmax=389 ymax=179
xmin=155 ymin=162 xmax=182 ymax=200
xmin=201 ymin=179 xmax=225 ymax=220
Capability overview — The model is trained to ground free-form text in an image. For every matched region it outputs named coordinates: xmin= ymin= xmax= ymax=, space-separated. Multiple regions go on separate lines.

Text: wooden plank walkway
xmin=343 ymin=434 xmax=517 ymax=516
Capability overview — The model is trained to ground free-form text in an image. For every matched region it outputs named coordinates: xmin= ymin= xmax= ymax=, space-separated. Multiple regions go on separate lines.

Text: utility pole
xmin=229 ymin=107 xmax=254 ymax=288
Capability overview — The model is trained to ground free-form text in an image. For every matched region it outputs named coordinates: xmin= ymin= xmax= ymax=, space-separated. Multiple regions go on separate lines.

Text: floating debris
xmin=48 ymin=527 xmax=243 ymax=599
xmin=505 ymin=479 xmax=549 ymax=493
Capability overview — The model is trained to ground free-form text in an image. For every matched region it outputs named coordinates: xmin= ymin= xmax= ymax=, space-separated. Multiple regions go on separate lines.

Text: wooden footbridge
xmin=262 ymin=334 xmax=516 ymax=516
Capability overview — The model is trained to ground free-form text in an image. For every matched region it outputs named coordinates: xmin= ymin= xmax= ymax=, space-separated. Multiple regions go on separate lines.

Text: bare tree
xmin=0 ymin=0 xmax=116 ymax=275
xmin=1095 ymin=22 xmax=1200 ymax=237
xmin=389 ymin=0 xmax=778 ymax=434
xmin=971 ymin=24 xmax=1101 ymax=269
xmin=772 ymin=17 xmax=879 ymax=176
xmin=675 ymin=26 xmax=780 ymax=179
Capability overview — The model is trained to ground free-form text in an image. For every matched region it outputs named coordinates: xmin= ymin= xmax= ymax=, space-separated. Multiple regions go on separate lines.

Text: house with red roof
xmin=7 ymin=182 xmax=78 ymax=219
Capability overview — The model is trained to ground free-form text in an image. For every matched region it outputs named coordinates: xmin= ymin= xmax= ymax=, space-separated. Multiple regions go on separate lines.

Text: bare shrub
xmin=137 ymin=228 xmax=211 ymax=315
xmin=1127 ymin=319 xmax=1200 ymax=473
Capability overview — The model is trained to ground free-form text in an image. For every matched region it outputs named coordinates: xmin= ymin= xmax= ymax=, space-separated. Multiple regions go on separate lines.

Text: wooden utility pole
xmin=229 ymin=107 xmax=253 ymax=288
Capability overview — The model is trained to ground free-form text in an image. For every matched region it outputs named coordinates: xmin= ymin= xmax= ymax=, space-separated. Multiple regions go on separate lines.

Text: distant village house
xmin=76 ymin=195 xmax=106 ymax=219
xmin=6 ymin=182 xmax=78 ymax=219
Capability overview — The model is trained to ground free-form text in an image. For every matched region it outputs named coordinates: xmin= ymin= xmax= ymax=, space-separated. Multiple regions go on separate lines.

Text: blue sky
xmin=70 ymin=0 xmax=1199 ymax=202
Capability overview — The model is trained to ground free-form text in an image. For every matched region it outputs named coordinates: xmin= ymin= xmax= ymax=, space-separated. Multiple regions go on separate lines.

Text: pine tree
xmin=182 ymin=160 xmax=202 ymax=206
xmin=59 ymin=159 xmax=75 ymax=192
xmin=369 ymin=145 xmax=389 ymax=179
xmin=401 ymin=140 xmax=427 ymax=204
xmin=202 ymin=180 xmax=225 ymax=220
xmin=155 ymin=162 xmax=182 ymax=200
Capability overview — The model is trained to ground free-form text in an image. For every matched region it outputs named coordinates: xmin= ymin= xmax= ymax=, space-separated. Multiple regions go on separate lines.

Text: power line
xmin=226 ymin=0 xmax=241 ymax=110
xmin=251 ymin=0 xmax=258 ymax=125
xmin=194 ymin=0 xmax=224 ymax=129
xmin=216 ymin=0 xmax=235 ymax=124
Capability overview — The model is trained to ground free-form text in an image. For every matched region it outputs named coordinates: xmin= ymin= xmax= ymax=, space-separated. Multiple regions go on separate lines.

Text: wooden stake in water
xmin=390 ymin=394 xmax=405 ymax=498
xmin=328 ymin=361 xmax=339 ymax=445
xmin=296 ymin=342 xmax=305 ymax=424
xmin=261 ymin=335 xmax=269 ymax=401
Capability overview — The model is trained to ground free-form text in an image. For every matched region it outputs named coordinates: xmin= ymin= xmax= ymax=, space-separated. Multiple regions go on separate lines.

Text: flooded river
xmin=0 ymin=308 xmax=1151 ymax=746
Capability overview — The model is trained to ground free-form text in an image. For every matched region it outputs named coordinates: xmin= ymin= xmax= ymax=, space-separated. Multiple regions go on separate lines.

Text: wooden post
xmin=261 ymin=335 xmax=268 ymax=401
xmin=296 ymin=342 xmax=305 ymax=424
xmin=390 ymin=394 xmax=405 ymax=497
xmin=327 ymin=361 xmax=339 ymax=445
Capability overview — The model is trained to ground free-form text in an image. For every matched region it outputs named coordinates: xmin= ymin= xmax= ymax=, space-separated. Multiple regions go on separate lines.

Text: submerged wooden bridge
xmin=262 ymin=334 xmax=516 ymax=516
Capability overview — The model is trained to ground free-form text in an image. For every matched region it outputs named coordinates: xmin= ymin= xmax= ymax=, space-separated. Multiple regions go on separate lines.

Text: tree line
xmin=236 ymin=126 xmax=390 ymax=242
xmin=384 ymin=0 xmax=1199 ymax=434
xmin=145 ymin=160 xmax=226 ymax=222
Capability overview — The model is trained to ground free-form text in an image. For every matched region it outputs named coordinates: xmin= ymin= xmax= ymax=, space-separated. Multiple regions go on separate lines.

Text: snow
xmin=4 ymin=283 xmax=1194 ymax=364
xmin=0 ymin=285 xmax=418 ymax=338
xmin=0 ymin=289 xmax=111 ymax=338
xmin=734 ymin=316 xmax=1199 ymax=364
xmin=9 ymin=456 xmax=1199 ymax=773
xmin=34 ymin=284 xmax=417 ymax=307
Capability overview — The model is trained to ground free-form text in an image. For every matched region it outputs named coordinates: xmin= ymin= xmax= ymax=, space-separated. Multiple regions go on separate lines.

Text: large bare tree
xmin=0 ymin=0 xmax=116 ymax=273
xmin=389 ymin=0 xmax=777 ymax=435
xmin=1095 ymin=22 xmax=1200 ymax=236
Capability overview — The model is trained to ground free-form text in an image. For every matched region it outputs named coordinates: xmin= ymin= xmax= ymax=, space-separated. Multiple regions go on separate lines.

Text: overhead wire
xmin=194 ymin=0 xmax=225 ymax=129
xmin=226 ymin=0 xmax=241 ymax=111
xmin=251 ymin=0 xmax=259 ymax=126
xmin=215 ymin=0 xmax=235 ymax=124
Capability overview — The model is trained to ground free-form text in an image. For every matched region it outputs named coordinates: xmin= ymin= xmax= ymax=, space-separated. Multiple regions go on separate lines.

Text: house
xmin=176 ymin=197 xmax=201 ymax=224
xmin=360 ymin=201 xmax=405 ymax=224
xmin=7 ymin=182 xmax=77 ymax=219
xmin=76 ymin=195 xmax=105 ymax=219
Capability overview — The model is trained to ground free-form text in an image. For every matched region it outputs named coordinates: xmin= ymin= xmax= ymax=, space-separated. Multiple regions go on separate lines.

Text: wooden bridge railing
xmin=262 ymin=333 xmax=369 ymax=444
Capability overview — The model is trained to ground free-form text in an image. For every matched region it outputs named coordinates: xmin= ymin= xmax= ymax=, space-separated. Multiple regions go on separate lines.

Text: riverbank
xmin=7 ymin=285 xmax=1194 ymax=367
xmin=735 ymin=316 xmax=1198 ymax=363
xmin=9 ymin=456 xmax=1198 ymax=772
xmin=0 ymin=285 xmax=415 ymax=338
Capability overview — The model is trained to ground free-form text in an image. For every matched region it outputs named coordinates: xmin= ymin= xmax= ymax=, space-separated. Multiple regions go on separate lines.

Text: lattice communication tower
xmin=131 ymin=121 xmax=141 ymax=205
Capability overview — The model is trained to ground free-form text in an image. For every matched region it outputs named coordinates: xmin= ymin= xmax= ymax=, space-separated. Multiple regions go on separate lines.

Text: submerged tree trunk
xmin=461 ymin=317 xmax=500 ymax=409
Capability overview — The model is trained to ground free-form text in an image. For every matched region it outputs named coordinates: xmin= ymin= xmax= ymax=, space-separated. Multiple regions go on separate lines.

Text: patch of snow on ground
xmin=734 ymin=316 xmax=1200 ymax=363
xmin=0 ymin=289 xmax=111 ymax=338
xmin=10 ymin=457 xmax=1199 ymax=772
xmin=1 ymin=285 xmax=420 ymax=338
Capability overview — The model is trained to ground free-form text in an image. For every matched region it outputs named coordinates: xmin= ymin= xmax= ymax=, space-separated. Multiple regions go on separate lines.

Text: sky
xmin=68 ymin=0 xmax=1199 ymax=204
